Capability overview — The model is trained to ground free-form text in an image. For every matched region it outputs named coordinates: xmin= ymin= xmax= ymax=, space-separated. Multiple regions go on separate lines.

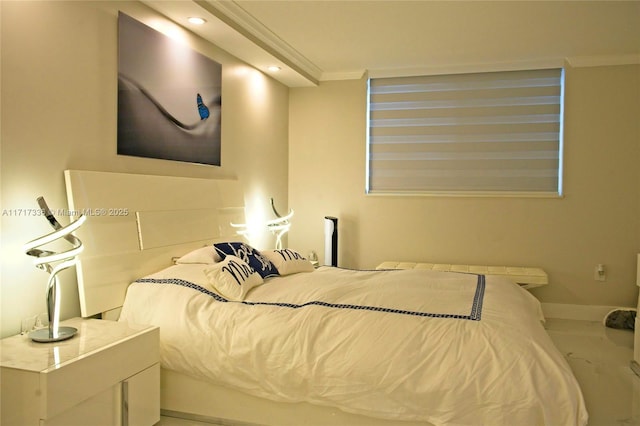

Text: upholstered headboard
xmin=64 ymin=170 xmax=244 ymax=318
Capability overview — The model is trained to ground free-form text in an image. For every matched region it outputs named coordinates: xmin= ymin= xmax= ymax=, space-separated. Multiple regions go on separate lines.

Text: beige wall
xmin=0 ymin=1 xmax=289 ymax=337
xmin=288 ymin=65 xmax=640 ymax=307
xmin=1 ymin=2 xmax=638 ymax=339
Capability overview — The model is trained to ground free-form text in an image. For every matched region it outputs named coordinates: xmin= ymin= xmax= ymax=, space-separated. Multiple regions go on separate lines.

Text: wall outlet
xmin=594 ymin=264 xmax=606 ymax=281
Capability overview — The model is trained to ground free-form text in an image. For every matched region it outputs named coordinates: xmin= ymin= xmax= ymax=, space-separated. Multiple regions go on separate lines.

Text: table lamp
xmin=23 ymin=196 xmax=86 ymax=343
xmin=230 ymin=198 xmax=293 ymax=250
xmin=267 ymin=198 xmax=293 ymax=250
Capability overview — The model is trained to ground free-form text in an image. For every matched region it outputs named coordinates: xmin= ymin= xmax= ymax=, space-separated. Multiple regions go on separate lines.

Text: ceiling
xmin=143 ymin=1 xmax=640 ymax=87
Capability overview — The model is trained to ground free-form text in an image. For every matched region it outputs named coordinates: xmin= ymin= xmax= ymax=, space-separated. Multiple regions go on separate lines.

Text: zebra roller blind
xmin=367 ymin=68 xmax=564 ymax=195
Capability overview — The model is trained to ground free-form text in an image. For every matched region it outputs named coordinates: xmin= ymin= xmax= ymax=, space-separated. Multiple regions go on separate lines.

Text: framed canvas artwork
xmin=117 ymin=12 xmax=222 ymax=166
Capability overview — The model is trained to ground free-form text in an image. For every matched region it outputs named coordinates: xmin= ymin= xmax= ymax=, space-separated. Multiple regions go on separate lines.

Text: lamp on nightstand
xmin=230 ymin=198 xmax=293 ymax=250
xmin=23 ymin=196 xmax=86 ymax=343
xmin=267 ymin=198 xmax=293 ymax=250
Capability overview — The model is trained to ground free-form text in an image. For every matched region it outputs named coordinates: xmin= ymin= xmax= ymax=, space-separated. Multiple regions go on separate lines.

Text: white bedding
xmin=119 ymin=265 xmax=588 ymax=426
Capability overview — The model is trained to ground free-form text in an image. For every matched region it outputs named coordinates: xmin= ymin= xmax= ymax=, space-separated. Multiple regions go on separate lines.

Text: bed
xmin=64 ymin=170 xmax=588 ymax=426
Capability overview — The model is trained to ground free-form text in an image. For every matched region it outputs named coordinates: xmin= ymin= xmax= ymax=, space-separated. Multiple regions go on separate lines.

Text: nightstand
xmin=1 ymin=318 xmax=160 ymax=426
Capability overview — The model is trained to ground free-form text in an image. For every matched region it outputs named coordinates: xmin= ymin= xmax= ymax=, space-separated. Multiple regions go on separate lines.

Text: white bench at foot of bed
xmin=376 ymin=261 xmax=548 ymax=289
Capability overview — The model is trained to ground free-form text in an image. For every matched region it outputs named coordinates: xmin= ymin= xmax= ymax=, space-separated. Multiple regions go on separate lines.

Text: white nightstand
xmin=1 ymin=318 xmax=160 ymax=426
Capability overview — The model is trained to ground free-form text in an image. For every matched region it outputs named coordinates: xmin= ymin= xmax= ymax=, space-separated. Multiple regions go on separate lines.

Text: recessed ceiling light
xmin=188 ymin=17 xmax=206 ymax=25
xmin=267 ymin=66 xmax=281 ymax=72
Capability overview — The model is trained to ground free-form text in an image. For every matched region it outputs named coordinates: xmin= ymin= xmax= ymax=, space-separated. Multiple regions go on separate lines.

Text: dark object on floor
xmin=603 ymin=308 xmax=636 ymax=330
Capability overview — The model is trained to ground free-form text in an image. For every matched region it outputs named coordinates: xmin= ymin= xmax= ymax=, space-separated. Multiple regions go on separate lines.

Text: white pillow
xmin=204 ymin=255 xmax=263 ymax=301
xmin=175 ymin=246 xmax=220 ymax=264
xmin=262 ymin=249 xmax=314 ymax=275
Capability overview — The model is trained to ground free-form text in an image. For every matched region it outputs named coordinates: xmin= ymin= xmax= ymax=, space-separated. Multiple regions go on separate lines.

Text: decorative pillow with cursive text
xmin=214 ymin=242 xmax=280 ymax=279
xmin=262 ymin=249 xmax=314 ymax=275
xmin=204 ymin=255 xmax=263 ymax=301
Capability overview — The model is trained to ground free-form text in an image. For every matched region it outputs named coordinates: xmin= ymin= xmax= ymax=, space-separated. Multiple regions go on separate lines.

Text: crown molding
xmin=566 ymin=53 xmax=640 ymax=68
xmin=320 ymin=70 xmax=367 ymax=81
xmin=366 ymin=54 xmax=640 ymax=80
xmin=195 ymin=0 xmax=321 ymax=85
xmin=367 ymin=58 xmax=566 ymax=79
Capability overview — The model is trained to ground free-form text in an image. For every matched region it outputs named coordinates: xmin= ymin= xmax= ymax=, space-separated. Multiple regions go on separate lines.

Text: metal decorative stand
xmin=24 ymin=197 xmax=86 ymax=343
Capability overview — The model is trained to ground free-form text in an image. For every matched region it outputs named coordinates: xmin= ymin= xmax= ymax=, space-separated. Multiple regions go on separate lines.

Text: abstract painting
xmin=117 ymin=12 xmax=222 ymax=166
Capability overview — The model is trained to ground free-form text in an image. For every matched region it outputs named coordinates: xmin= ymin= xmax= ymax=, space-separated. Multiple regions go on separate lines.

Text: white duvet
xmin=119 ymin=265 xmax=588 ymax=426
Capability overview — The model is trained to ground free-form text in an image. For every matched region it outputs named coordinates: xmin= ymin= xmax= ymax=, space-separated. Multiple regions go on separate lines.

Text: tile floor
xmin=158 ymin=318 xmax=640 ymax=426
xmin=544 ymin=318 xmax=639 ymax=426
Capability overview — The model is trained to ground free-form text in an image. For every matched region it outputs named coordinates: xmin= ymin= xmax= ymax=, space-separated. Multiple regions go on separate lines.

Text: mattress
xmin=119 ymin=264 xmax=586 ymax=426
xmin=377 ymin=261 xmax=548 ymax=288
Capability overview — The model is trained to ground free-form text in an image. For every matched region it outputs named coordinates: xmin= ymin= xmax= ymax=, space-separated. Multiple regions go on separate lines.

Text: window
xmin=366 ymin=68 xmax=564 ymax=196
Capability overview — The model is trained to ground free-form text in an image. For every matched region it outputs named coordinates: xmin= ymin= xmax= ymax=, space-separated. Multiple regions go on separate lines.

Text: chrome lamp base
xmin=29 ymin=326 xmax=77 ymax=343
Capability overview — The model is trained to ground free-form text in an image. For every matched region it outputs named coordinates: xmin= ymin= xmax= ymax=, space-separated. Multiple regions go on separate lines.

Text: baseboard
xmin=541 ymin=303 xmax=635 ymax=321
xmin=161 ymin=409 xmax=260 ymax=426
